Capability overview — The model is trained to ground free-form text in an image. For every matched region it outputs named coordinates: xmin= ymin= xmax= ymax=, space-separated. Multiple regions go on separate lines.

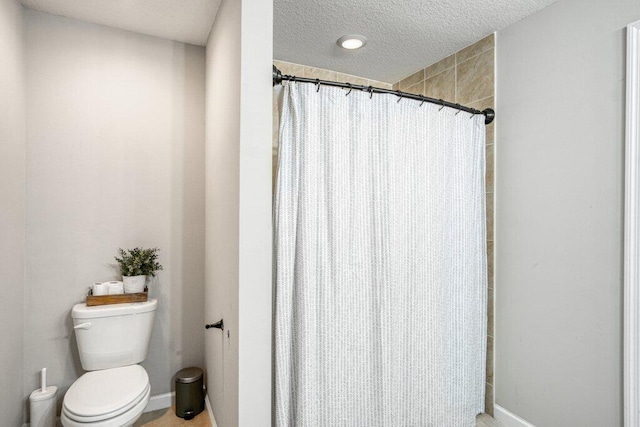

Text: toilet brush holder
xmin=30 ymin=386 xmax=57 ymax=427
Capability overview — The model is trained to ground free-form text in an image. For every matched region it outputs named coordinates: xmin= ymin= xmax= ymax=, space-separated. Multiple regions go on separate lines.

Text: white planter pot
xmin=123 ymin=275 xmax=146 ymax=293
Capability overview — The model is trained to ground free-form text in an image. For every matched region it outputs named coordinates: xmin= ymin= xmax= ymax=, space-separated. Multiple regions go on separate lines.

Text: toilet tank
xmin=71 ymin=300 xmax=157 ymax=371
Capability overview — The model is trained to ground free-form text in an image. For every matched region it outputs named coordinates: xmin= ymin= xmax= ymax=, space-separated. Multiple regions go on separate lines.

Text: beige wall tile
xmin=456 ymin=49 xmax=494 ymax=105
xmin=487 ymin=296 xmax=494 ymax=342
xmin=457 ymin=33 xmax=495 ymax=64
xmin=425 ymin=54 xmax=455 ymax=79
xmin=424 ymin=66 xmax=455 ymax=102
xmin=486 ymin=122 xmax=497 ymax=144
xmin=276 ymin=61 xmax=395 ymax=90
xmin=487 ymin=241 xmax=494 ymax=288
xmin=486 ymin=334 xmax=494 ymax=384
xmin=273 ymin=154 xmax=278 ymax=192
xmin=467 ymin=96 xmax=494 ymax=112
xmin=392 ymin=82 xmax=400 ymax=91
xmin=273 ymin=93 xmax=278 ymax=135
xmin=399 ymin=69 xmax=424 ymax=90
xmin=404 ymin=81 xmax=425 ymax=95
xmin=337 ymin=73 xmax=369 ymax=86
xmin=487 ymin=122 xmax=494 ymax=146
xmin=487 ymin=286 xmax=494 ymax=336
xmin=372 ymin=81 xmax=393 ymax=90
xmin=485 ymin=383 xmax=494 ymax=416
xmin=486 ymin=192 xmax=494 ymax=241
xmin=304 ymin=67 xmax=337 ymax=81
xmin=274 ymin=60 xmax=305 ymax=77
xmin=486 ymin=144 xmax=494 ymax=192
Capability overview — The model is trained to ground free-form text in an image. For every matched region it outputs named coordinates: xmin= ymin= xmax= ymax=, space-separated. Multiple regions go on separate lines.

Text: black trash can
xmin=175 ymin=367 xmax=204 ymax=420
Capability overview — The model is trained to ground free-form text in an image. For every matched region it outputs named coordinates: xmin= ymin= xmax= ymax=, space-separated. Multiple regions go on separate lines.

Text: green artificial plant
xmin=115 ymin=247 xmax=163 ymax=277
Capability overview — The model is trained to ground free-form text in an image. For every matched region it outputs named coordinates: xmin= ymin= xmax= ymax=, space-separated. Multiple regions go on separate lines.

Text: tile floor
xmin=134 ymin=406 xmax=212 ymax=427
xmin=133 ymin=408 xmax=500 ymax=427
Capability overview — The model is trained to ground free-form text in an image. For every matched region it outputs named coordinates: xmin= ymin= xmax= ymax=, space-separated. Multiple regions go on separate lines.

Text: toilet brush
xmin=29 ymin=368 xmax=57 ymax=427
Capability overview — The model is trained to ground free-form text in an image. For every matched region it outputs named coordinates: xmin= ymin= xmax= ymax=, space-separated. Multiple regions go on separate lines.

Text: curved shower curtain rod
xmin=273 ymin=66 xmax=495 ymax=125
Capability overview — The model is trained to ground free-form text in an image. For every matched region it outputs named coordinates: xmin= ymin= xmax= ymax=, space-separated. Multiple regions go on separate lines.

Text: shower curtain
xmin=274 ymin=83 xmax=487 ymax=427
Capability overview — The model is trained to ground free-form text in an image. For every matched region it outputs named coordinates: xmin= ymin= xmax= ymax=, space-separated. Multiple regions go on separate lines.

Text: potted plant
xmin=115 ymin=247 xmax=163 ymax=293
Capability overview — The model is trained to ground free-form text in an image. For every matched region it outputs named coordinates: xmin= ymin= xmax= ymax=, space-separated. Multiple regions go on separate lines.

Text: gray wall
xmin=0 ymin=0 xmax=25 ymax=425
xmin=205 ymin=0 xmax=241 ymax=423
xmin=205 ymin=0 xmax=272 ymax=425
xmin=495 ymin=0 xmax=640 ymax=425
xmin=24 ymin=8 xmax=206 ymax=410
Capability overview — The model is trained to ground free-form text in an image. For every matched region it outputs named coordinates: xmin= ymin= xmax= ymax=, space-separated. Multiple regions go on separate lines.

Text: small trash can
xmin=175 ymin=367 xmax=204 ymax=420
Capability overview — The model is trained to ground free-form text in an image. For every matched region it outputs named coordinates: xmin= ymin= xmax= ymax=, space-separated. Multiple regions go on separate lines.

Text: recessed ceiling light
xmin=337 ymin=35 xmax=367 ymax=50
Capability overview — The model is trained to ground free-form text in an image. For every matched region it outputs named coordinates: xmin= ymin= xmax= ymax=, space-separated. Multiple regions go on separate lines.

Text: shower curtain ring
xmin=315 ymin=79 xmax=321 ymax=92
xmin=419 ymin=96 xmax=426 ymax=107
xmin=368 ymin=86 xmax=374 ymax=99
xmin=397 ymin=92 xmax=403 ymax=103
xmin=470 ymin=111 xmax=476 ymax=119
xmin=438 ymin=99 xmax=445 ymax=111
xmin=455 ymin=104 xmax=462 ymax=115
xmin=345 ymin=83 xmax=353 ymax=96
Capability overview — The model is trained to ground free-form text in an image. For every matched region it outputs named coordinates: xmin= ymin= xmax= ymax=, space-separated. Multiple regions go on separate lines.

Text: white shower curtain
xmin=274 ymin=82 xmax=487 ymax=427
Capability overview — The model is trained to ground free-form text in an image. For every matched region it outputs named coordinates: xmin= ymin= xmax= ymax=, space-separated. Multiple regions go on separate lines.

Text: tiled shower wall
xmin=273 ymin=59 xmax=393 ymax=88
xmin=273 ymin=33 xmax=495 ymax=414
xmin=395 ymin=34 xmax=495 ymax=415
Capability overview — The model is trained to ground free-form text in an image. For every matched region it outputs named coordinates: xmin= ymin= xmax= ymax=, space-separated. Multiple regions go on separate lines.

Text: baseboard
xmin=205 ymin=393 xmax=218 ymax=427
xmin=23 ymin=418 xmax=60 ymax=427
xmin=494 ymin=405 xmax=536 ymax=427
xmin=143 ymin=391 xmax=174 ymax=413
xmin=23 ymin=417 xmax=60 ymax=427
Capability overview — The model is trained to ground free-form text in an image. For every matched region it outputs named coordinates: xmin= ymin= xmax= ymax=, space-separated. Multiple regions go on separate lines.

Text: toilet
xmin=61 ymin=300 xmax=158 ymax=427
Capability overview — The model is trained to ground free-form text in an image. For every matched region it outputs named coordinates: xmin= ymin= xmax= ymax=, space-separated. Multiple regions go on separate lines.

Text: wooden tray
xmin=86 ymin=291 xmax=148 ymax=306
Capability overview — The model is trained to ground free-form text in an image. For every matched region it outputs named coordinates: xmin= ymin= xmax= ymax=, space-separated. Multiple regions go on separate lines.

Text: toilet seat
xmin=61 ymin=365 xmax=150 ymax=426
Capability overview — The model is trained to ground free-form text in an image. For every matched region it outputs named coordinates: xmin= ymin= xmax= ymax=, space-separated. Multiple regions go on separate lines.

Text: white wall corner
xmin=625 ymin=19 xmax=640 ymax=427
xmin=494 ymin=405 xmax=536 ymax=427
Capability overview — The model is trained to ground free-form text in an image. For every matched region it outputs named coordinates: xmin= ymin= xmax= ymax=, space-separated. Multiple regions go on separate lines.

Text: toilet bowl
xmin=61 ymin=365 xmax=150 ymax=427
xmin=62 ymin=300 xmax=157 ymax=427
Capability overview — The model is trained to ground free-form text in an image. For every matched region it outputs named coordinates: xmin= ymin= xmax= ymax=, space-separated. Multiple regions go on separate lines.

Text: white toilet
xmin=61 ymin=300 xmax=158 ymax=427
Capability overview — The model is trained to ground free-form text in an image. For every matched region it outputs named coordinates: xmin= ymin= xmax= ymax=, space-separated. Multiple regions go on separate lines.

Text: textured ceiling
xmin=274 ymin=0 xmax=557 ymax=83
xmin=20 ymin=0 xmax=221 ymax=46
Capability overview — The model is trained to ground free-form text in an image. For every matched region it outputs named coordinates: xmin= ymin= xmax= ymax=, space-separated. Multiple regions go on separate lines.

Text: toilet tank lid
xmin=72 ymin=299 xmax=157 ymax=319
